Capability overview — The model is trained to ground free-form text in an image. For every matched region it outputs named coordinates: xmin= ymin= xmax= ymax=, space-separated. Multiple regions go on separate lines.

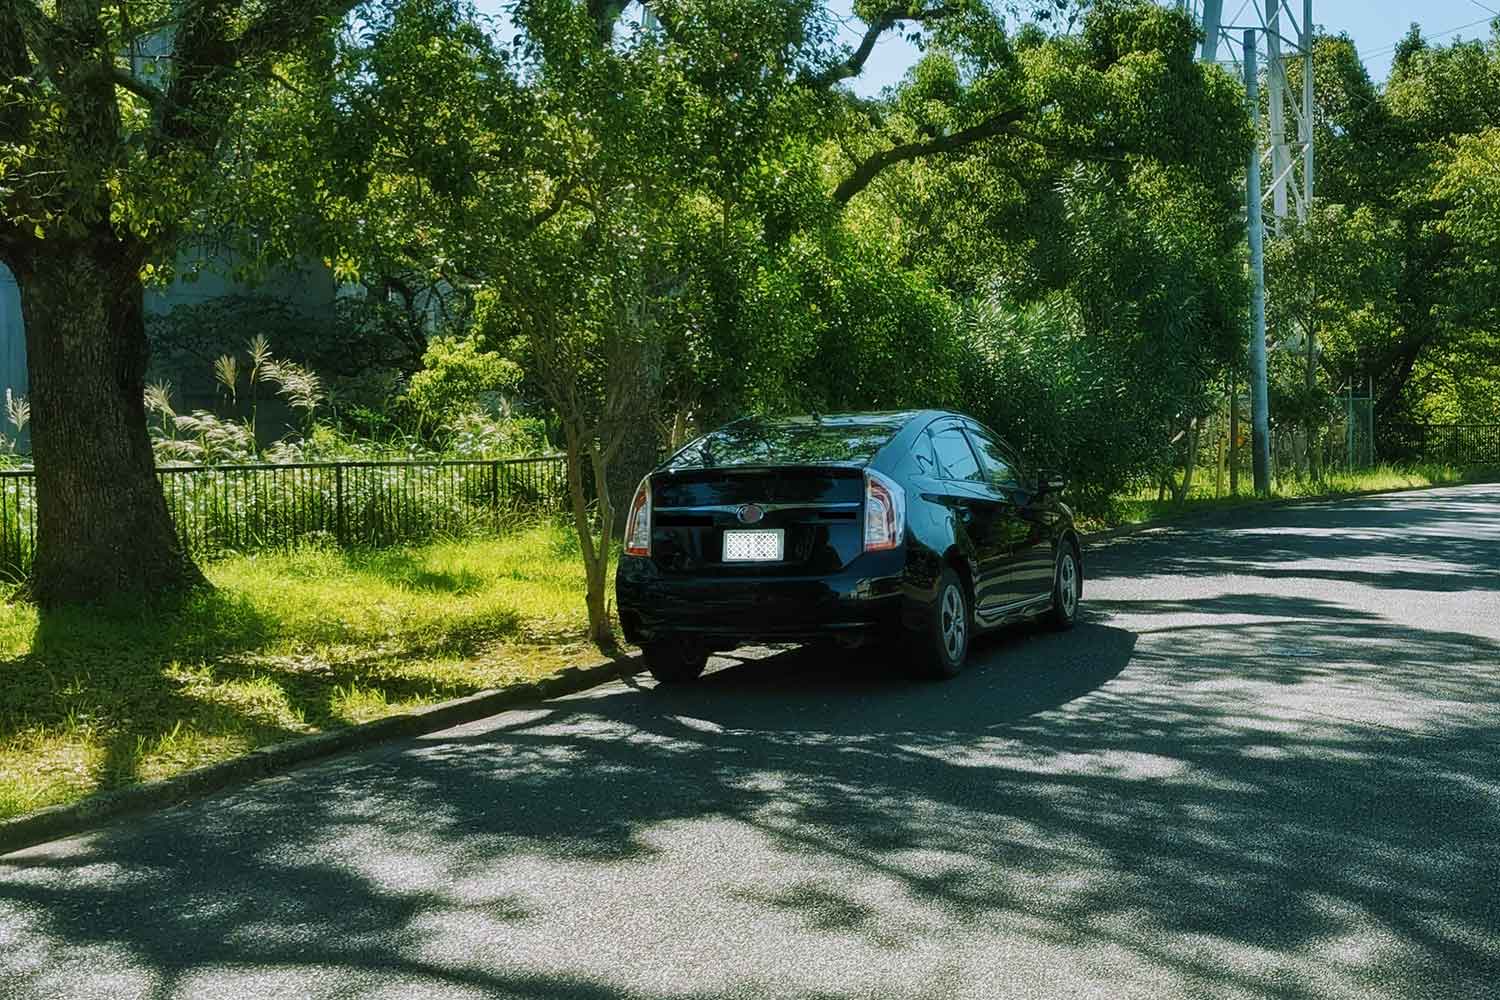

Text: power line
xmin=1358 ymin=13 xmax=1497 ymax=61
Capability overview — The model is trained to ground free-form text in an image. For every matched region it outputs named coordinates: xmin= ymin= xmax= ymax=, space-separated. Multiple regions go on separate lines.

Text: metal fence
xmin=0 ymin=456 xmax=569 ymax=578
xmin=1378 ymin=423 xmax=1500 ymax=468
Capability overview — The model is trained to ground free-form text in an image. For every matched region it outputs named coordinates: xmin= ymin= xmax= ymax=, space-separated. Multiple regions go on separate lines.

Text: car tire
xmin=910 ymin=566 xmax=971 ymax=680
xmin=1046 ymin=543 xmax=1081 ymax=630
xmin=642 ymin=641 xmax=709 ymax=685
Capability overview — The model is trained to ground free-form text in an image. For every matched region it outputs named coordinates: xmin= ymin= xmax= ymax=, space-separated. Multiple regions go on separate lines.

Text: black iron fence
xmin=0 ymin=456 xmax=569 ymax=579
xmin=1378 ymin=423 xmax=1500 ymax=468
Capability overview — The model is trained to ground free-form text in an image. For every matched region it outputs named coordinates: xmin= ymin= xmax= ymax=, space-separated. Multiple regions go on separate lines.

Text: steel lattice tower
xmin=1177 ymin=1 xmax=1316 ymax=492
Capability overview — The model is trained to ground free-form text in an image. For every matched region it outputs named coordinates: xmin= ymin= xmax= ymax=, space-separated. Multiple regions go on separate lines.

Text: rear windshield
xmin=664 ymin=416 xmax=907 ymax=470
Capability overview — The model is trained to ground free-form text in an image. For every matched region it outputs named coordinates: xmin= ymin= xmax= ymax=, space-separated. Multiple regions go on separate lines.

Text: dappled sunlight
xmin=2 ymin=486 xmax=1498 ymax=998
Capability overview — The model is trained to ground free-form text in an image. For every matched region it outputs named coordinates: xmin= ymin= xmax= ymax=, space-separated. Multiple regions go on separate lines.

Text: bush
xmin=402 ymin=336 xmax=524 ymax=429
xmin=959 ymin=293 xmax=1177 ymax=510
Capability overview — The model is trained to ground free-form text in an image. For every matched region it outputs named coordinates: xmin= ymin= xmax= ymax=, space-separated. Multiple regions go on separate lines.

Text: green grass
xmin=1085 ymin=462 xmax=1495 ymax=532
xmin=0 ymin=522 xmax=612 ymax=821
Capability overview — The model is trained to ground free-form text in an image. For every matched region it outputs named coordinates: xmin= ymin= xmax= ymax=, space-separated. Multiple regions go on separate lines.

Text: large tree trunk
xmin=16 ymin=240 xmax=204 ymax=606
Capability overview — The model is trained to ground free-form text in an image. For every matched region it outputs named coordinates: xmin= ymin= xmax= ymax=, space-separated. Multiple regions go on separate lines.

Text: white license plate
xmin=723 ymin=528 xmax=784 ymax=562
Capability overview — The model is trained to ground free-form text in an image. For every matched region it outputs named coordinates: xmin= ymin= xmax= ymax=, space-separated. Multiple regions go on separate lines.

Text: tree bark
xmin=561 ymin=423 xmax=615 ymax=650
xmin=1229 ymin=376 xmax=1240 ymax=496
xmin=15 ymin=239 xmax=204 ymax=606
xmin=1178 ymin=417 xmax=1200 ymax=504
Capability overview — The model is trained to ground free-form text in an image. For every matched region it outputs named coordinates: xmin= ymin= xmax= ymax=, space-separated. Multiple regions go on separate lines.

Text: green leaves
xmin=1281 ymin=27 xmax=1500 ymax=421
xmin=404 ymin=336 xmax=525 ymax=419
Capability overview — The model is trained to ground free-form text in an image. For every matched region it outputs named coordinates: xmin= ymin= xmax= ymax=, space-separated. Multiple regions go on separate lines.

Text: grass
xmin=0 ymin=521 xmax=612 ymax=821
xmin=1083 ymin=462 xmax=1497 ymax=532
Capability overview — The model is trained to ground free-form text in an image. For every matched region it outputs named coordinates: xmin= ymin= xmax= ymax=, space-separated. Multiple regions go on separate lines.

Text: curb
xmin=0 ymin=655 xmax=639 ymax=857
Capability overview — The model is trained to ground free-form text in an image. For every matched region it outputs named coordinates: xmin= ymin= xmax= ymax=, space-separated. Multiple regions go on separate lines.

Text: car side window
xmin=966 ymin=428 xmax=1019 ymax=487
xmin=910 ymin=432 xmax=939 ymax=476
xmin=930 ymin=427 xmax=984 ymax=482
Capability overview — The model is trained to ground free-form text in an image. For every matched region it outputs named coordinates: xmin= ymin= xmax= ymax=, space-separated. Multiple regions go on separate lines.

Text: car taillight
xmin=863 ymin=470 xmax=905 ymax=552
xmin=624 ymin=477 xmax=652 ymax=556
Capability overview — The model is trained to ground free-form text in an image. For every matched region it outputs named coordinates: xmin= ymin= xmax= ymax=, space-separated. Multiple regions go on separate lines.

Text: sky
xmin=475 ymin=1 xmax=1500 ymax=96
xmin=831 ymin=0 xmax=1500 ymax=95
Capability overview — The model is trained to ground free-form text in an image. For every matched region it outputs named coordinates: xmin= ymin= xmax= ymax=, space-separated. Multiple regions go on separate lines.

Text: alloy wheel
xmin=1059 ymin=551 xmax=1078 ymax=619
xmin=941 ymin=583 xmax=966 ymax=661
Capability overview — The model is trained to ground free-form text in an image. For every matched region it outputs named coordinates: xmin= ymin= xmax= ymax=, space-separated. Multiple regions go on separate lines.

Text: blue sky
xmin=473 ymin=1 xmax=1500 ymax=95
xmin=825 ymin=0 xmax=1500 ymax=94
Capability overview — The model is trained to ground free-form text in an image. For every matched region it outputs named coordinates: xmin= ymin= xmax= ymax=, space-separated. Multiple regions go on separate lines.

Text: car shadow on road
xmin=3 ymin=607 xmax=1499 ymax=998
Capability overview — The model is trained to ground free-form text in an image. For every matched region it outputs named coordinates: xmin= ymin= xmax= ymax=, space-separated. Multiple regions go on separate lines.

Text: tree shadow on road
xmin=1086 ymin=484 xmax=1500 ymax=594
xmin=2 ymin=574 xmax=1499 ymax=998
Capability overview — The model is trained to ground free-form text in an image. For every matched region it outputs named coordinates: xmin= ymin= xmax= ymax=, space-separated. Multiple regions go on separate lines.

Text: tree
xmin=256 ymin=0 xmax=1248 ymax=643
xmin=1288 ymin=28 xmax=1500 ymax=424
xmin=0 ymin=0 xmax=360 ymax=605
xmin=840 ymin=1 xmax=1251 ymax=504
xmin=1265 ymin=203 xmax=1400 ymax=474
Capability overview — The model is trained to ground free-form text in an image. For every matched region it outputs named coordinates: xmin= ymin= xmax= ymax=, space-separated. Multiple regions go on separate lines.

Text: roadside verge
xmin=1077 ymin=478 xmax=1492 ymax=543
xmin=1 ymin=655 xmax=637 ymax=856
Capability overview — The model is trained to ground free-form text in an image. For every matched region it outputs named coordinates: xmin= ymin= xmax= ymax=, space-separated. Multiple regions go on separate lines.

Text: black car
xmin=616 ymin=410 xmax=1083 ymax=683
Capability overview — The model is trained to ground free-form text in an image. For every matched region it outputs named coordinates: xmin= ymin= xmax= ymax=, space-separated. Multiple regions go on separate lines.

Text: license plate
xmin=723 ymin=528 xmax=784 ymax=562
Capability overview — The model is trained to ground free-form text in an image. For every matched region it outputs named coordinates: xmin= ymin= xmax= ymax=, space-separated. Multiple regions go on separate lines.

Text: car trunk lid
xmin=650 ymin=466 xmax=864 ymax=575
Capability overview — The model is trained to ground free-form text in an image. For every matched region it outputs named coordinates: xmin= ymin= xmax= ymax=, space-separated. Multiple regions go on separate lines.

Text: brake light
xmin=624 ymin=477 xmax=652 ymax=556
xmin=863 ymin=470 xmax=906 ymax=552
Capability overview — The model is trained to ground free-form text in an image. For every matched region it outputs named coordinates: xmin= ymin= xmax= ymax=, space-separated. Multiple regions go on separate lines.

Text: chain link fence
xmin=0 ymin=456 xmax=569 ymax=579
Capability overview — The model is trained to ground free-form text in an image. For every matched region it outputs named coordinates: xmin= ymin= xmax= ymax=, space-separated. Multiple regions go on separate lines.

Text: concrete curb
xmin=0 ymin=655 xmax=639 ymax=857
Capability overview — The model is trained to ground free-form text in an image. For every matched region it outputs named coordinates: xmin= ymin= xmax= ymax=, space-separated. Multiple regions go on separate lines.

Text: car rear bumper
xmin=615 ymin=553 xmax=912 ymax=648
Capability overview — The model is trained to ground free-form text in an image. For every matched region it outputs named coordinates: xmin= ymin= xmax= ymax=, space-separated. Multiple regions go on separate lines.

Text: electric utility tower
xmin=1177 ymin=1 xmax=1315 ymax=494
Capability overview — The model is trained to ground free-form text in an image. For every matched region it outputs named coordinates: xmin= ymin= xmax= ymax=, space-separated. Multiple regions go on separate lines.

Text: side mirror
xmin=1036 ymin=470 xmax=1067 ymax=496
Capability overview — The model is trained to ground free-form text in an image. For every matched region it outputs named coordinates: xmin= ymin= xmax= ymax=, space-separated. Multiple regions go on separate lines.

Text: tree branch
xmin=156 ymin=0 xmax=361 ymax=154
xmin=832 ymin=105 xmax=1027 ymax=204
xmin=266 ymin=67 xmax=308 ymax=98
xmin=111 ymin=66 xmax=165 ymax=107
xmin=525 ymin=176 xmax=580 ymax=232
xmin=802 ymin=5 xmax=960 ymax=90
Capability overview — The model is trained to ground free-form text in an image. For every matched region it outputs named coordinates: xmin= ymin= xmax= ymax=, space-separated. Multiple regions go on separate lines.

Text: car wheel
xmin=910 ymin=566 xmax=971 ymax=680
xmin=642 ymin=641 xmax=709 ymax=684
xmin=1047 ymin=543 xmax=1080 ymax=630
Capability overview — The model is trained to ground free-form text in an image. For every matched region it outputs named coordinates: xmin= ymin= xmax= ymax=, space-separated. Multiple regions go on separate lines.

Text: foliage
xmin=1283 ymin=29 xmax=1500 ymax=423
xmin=402 ymin=336 xmax=524 ymax=426
xmin=846 ymin=2 xmax=1251 ymax=506
xmin=740 ymin=224 xmax=963 ymax=416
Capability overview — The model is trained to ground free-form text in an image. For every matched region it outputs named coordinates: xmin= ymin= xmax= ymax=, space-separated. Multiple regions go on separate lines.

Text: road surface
xmin=4 ymin=484 xmax=1499 ymax=999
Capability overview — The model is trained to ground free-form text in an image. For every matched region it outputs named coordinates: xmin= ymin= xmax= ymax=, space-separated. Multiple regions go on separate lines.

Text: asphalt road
xmin=4 ymin=484 xmax=1500 ymax=1000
